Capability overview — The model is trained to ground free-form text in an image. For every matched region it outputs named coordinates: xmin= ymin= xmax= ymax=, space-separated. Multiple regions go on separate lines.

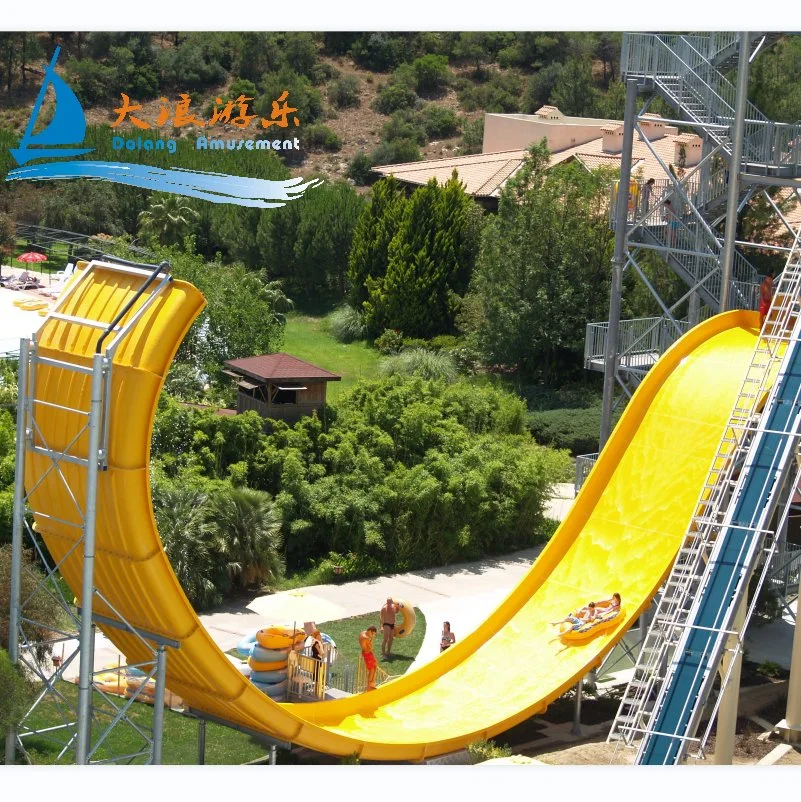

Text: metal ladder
xmin=608 ymin=234 xmax=801 ymax=760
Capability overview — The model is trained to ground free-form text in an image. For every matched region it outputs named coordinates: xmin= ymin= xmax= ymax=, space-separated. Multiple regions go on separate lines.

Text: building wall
xmin=483 ymin=114 xmax=614 ymax=155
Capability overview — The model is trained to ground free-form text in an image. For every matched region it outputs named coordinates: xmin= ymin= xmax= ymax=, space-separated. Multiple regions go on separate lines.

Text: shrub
xmin=303 ymin=123 xmax=342 ymax=152
xmin=382 ymin=110 xmax=427 ymax=145
xmin=430 ymin=334 xmax=461 ymax=351
xmin=421 ymin=105 xmax=461 ymax=139
xmin=466 ymin=738 xmax=513 ymax=764
xmin=347 ymin=151 xmax=374 ymax=185
xmin=326 ymin=305 xmax=368 ymax=343
xmin=379 ymin=348 xmax=459 ymax=383
xmin=372 ymin=82 xmax=417 ymax=115
xmin=756 ymin=660 xmax=783 ymax=679
xmin=459 ymin=117 xmax=484 ymax=155
xmin=329 ymin=75 xmax=361 ymax=109
xmin=411 ymin=54 xmax=451 ymax=93
xmin=371 ymin=138 xmax=422 ymax=166
xmin=402 ymin=337 xmax=429 ymax=350
xmin=0 ymin=648 xmax=33 ymax=731
xmin=527 ymin=405 xmax=603 ymax=456
xmin=457 ymin=71 xmax=522 ymax=113
xmin=228 ymin=77 xmax=258 ymax=100
xmin=374 ymin=328 xmax=404 ymax=355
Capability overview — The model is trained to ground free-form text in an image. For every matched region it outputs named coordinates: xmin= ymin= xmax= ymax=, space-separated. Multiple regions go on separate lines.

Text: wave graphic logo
xmin=6 ymin=47 xmax=322 ymax=208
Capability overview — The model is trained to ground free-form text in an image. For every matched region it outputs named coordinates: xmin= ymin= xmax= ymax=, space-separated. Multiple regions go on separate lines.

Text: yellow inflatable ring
xmin=558 ymin=609 xmax=624 ymax=642
xmin=256 ymin=627 xmax=304 ymax=650
xmin=394 ymin=599 xmax=416 ymax=639
xmin=20 ymin=300 xmax=48 ymax=311
xmin=248 ymin=657 xmax=289 ymax=672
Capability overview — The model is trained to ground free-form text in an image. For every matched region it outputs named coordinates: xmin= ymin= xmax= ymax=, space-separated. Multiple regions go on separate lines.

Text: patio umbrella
xmin=246 ymin=589 xmax=345 ymax=628
xmin=17 ymin=252 xmax=48 ymax=276
xmin=17 ymin=251 xmax=48 ymax=264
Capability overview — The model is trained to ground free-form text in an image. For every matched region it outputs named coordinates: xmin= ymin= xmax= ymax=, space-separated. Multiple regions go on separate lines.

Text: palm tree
xmin=153 ymin=484 xmax=221 ymax=609
xmin=137 ymin=194 xmax=200 ymax=246
xmin=207 ymin=487 xmax=285 ymax=590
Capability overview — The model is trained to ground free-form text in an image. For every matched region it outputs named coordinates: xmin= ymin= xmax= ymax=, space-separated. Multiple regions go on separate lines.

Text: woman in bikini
xmin=440 ymin=621 xmax=455 ymax=652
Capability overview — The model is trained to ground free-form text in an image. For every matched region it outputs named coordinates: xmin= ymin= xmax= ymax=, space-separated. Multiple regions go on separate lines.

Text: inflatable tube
xmin=21 ymin=301 xmax=48 ymax=311
xmin=235 ymin=632 xmax=258 ymax=658
xmin=256 ymin=628 xmax=305 ymax=650
xmin=394 ymin=599 xmax=416 ymax=639
xmin=248 ymin=657 xmax=289 ymax=673
xmin=559 ymin=609 xmax=624 ymax=642
xmin=250 ymin=644 xmax=290 ymax=663
xmin=252 ymin=679 xmax=288 ymax=698
xmin=126 ymin=666 xmax=147 ymax=678
xmin=250 ymin=669 xmax=288 ymax=684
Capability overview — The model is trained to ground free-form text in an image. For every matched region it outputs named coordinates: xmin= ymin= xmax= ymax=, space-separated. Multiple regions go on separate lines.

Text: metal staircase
xmin=623 ymin=33 xmax=800 ymax=177
xmin=608 ymin=235 xmax=801 ymax=764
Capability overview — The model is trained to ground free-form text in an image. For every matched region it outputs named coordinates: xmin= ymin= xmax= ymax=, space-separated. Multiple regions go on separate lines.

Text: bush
xmin=382 ymin=110 xmax=427 ymax=145
xmin=402 ymin=337 xmax=429 ymax=350
xmin=466 ymin=738 xmax=513 ymax=764
xmin=303 ymin=123 xmax=342 ymax=152
xmin=374 ymin=328 xmax=404 ymax=355
xmin=0 ymin=648 xmax=32 ymax=731
xmin=256 ymin=68 xmax=324 ymax=126
xmin=371 ymin=138 xmax=422 ymax=166
xmin=527 ymin=405 xmax=603 ymax=456
xmin=421 ymin=105 xmax=461 ymax=139
xmin=228 ymin=77 xmax=258 ymax=100
xmin=347 ymin=151 xmax=374 ymax=185
xmin=326 ymin=305 xmax=368 ymax=343
xmin=459 ymin=117 xmax=484 ymax=155
xmin=411 ymin=54 xmax=451 ymax=93
xmin=457 ymin=71 xmax=522 ymax=113
xmin=329 ymin=75 xmax=361 ymax=109
xmin=430 ymin=334 xmax=461 ymax=351
xmin=372 ymin=82 xmax=417 ymax=115
xmin=379 ymin=348 xmax=459 ymax=383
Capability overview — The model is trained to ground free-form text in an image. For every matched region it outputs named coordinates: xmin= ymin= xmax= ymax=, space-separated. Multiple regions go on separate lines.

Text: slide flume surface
xmin=26 ymin=263 xmax=760 ymax=761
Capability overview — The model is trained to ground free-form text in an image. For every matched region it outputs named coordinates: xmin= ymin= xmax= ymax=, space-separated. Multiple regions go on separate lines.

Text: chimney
xmin=639 ymin=113 xmax=666 ymax=141
xmin=534 ymin=105 xmax=564 ymax=121
xmin=674 ymin=134 xmax=703 ymax=168
xmin=601 ymin=124 xmax=624 ymax=153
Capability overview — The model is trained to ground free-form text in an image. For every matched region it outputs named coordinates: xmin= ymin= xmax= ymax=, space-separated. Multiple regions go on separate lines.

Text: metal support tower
xmin=4 ymin=257 xmax=178 ymax=765
xmin=608 ymin=232 xmax=801 ymax=763
xmin=590 ymin=32 xmax=799 ymax=461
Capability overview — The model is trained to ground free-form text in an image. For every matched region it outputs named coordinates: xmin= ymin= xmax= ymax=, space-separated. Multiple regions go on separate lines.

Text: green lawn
xmin=319 ymin=608 xmax=426 ymax=679
xmin=282 ymin=314 xmax=381 ymax=401
xmin=19 ymin=681 xmax=275 ymax=765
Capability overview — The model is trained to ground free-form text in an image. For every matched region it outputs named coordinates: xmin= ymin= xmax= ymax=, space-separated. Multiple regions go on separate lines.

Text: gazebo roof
xmin=224 ymin=352 xmax=341 ymax=384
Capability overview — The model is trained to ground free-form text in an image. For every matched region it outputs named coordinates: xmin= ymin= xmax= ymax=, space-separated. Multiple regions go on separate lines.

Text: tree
xmin=348 ymin=177 xmax=407 ymax=309
xmin=550 ymin=58 xmax=597 ymax=116
xmin=411 ymin=54 xmax=451 ymax=94
xmin=208 ymin=487 xmax=284 ymax=589
xmin=42 ymin=181 xmax=122 ymax=236
xmin=463 ymin=141 xmax=614 ymax=381
xmin=137 ymin=193 xmax=200 ymax=246
xmin=364 ymin=174 xmax=483 ymax=338
xmin=153 ymin=483 xmax=222 ymax=609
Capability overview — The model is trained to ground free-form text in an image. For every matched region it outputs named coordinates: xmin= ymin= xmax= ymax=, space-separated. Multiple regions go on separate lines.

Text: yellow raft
xmin=559 ymin=609 xmax=624 ymax=642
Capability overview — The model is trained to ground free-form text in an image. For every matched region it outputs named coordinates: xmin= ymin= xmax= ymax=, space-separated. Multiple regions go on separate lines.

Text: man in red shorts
xmin=359 ymin=625 xmax=378 ymax=690
xmin=759 ymin=269 xmax=775 ymax=328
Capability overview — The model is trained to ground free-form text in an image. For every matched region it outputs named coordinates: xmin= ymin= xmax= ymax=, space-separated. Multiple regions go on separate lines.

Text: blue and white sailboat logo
xmin=6 ymin=48 xmax=321 ymax=208
xmin=10 ymin=47 xmax=94 ymax=166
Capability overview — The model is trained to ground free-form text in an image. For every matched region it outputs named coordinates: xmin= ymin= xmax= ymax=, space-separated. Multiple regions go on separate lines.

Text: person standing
xmin=641 ymin=177 xmax=655 ymax=218
xmin=359 ymin=626 xmax=378 ymax=691
xmin=440 ymin=621 xmax=456 ymax=652
xmin=380 ymin=597 xmax=399 ymax=658
xmin=759 ymin=269 xmax=775 ymax=327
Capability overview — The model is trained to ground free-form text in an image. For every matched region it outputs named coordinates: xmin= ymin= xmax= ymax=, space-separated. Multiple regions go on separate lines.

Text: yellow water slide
xmin=26 ymin=261 xmax=760 ymax=761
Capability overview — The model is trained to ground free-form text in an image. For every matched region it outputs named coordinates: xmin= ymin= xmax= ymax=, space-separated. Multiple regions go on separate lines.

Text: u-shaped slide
xmin=26 ymin=261 xmax=760 ymax=761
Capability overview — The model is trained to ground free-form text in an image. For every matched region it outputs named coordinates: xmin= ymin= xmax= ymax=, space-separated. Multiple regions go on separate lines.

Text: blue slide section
xmin=640 ymin=336 xmax=801 ymax=764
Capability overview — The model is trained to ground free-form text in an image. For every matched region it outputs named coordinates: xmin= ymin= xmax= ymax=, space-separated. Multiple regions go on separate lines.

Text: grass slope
xmin=282 ymin=313 xmax=381 ymax=401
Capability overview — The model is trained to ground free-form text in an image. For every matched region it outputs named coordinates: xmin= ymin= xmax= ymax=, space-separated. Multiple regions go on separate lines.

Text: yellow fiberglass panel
xmin=24 ymin=261 xmax=760 ymax=763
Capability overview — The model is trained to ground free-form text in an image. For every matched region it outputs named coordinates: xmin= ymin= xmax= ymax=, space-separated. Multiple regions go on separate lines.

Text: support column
xmin=75 ymin=353 xmax=106 ymax=765
xmin=600 ymin=78 xmax=639 ymax=448
xmin=713 ymin=599 xmax=746 ymax=764
xmin=197 ymin=719 xmax=207 ymax=765
xmin=779 ymin=604 xmax=801 ymax=743
xmin=571 ymin=679 xmax=583 ymax=736
xmin=4 ymin=339 xmax=30 ymax=766
xmin=719 ymin=32 xmax=751 ymax=312
xmin=151 ymin=647 xmax=168 ymax=764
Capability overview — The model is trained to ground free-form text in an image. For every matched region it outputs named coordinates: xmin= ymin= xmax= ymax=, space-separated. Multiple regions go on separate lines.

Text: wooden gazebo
xmin=223 ymin=352 xmax=341 ymax=424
